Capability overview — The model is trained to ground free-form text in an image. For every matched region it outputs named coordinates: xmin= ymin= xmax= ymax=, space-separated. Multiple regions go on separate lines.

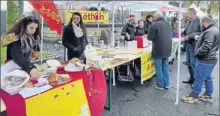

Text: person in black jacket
xmin=62 ymin=12 xmax=89 ymax=61
xmin=121 ymin=18 xmax=136 ymax=41
xmin=182 ymin=8 xmax=203 ymax=85
xmin=1 ymin=16 xmax=41 ymax=80
xmin=134 ymin=20 xmax=146 ymax=36
xmin=182 ymin=16 xmax=219 ymax=104
xmin=147 ymin=12 xmax=172 ymax=90
xmin=143 ymin=15 xmax=153 ymax=34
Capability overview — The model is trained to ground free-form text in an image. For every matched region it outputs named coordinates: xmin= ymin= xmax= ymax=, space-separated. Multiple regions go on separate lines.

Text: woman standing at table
xmin=1 ymin=16 xmax=41 ymax=80
xmin=62 ymin=12 xmax=89 ymax=61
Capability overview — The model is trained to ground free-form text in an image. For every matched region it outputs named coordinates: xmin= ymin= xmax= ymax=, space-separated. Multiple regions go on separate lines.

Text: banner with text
xmin=64 ymin=10 xmax=109 ymax=24
xmin=141 ymin=52 xmax=156 ymax=81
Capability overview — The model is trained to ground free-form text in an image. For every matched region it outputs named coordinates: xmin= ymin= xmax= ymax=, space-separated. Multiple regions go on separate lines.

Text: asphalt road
xmin=102 ymin=53 xmax=219 ymax=116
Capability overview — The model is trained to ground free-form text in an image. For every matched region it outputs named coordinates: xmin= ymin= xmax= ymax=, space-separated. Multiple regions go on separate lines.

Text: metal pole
xmin=40 ymin=16 xmax=44 ymax=63
xmin=175 ymin=1 xmax=182 ymax=105
xmin=98 ymin=3 xmax=100 ymax=38
xmin=112 ymin=1 xmax=115 ymax=47
xmin=218 ymin=1 xmax=220 ymax=28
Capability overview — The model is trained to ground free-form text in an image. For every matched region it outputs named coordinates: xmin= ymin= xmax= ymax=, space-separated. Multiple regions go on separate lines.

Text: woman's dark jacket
xmin=1 ymin=33 xmax=40 ymax=73
xmin=121 ymin=23 xmax=136 ymax=41
xmin=62 ymin=23 xmax=89 ymax=60
xmin=134 ymin=26 xmax=146 ymax=36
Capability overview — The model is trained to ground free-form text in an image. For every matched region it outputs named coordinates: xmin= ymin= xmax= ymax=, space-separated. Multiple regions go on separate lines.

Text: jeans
xmin=172 ymin=33 xmax=177 ymax=38
xmin=154 ymin=58 xmax=169 ymax=88
xmin=191 ymin=61 xmax=216 ymax=98
xmin=186 ymin=44 xmax=197 ymax=80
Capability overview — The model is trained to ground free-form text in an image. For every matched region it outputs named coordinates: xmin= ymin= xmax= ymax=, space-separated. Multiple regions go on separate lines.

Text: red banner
xmin=28 ymin=0 xmax=62 ymax=35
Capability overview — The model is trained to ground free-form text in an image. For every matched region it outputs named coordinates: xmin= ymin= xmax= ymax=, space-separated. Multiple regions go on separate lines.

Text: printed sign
xmin=64 ymin=10 xmax=109 ymax=24
xmin=141 ymin=52 xmax=156 ymax=81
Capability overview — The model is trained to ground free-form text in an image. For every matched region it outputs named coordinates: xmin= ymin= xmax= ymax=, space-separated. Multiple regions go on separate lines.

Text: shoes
xmin=191 ymin=84 xmax=194 ymax=89
xmin=182 ymin=79 xmax=194 ymax=84
xmin=151 ymin=84 xmax=164 ymax=90
xmin=182 ymin=62 xmax=188 ymax=66
xmin=182 ymin=96 xmax=199 ymax=104
xmin=164 ymin=86 xmax=169 ymax=89
xmin=199 ymin=94 xmax=213 ymax=103
xmin=181 ymin=48 xmax=186 ymax=52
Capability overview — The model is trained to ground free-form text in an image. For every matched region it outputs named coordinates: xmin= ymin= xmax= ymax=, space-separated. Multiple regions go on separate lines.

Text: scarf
xmin=20 ymin=33 xmax=40 ymax=54
xmin=72 ymin=22 xmax=83 ymax=38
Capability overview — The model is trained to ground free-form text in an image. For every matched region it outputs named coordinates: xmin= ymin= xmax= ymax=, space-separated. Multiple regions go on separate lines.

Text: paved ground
xmin=102 ymin=53 xmax=219 ymax=116
xmin=43 ymin=42 xmax=219 ymax=116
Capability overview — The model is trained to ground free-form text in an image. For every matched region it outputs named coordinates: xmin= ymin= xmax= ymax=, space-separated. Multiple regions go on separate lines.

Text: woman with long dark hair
xmin=62 ymin=12 xmax=89 ymax=60
xmin=1 ymin=16 xmax=41 ymax=80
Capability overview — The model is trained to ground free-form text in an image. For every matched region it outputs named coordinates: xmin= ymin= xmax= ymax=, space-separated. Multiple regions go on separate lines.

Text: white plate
xmin=1 ymin=70 xmax=30 ymax=90
xmin=64 ymin=63 xmax=84 ymax=72
xmin=46 ymin=59 xmax=61 ymax=67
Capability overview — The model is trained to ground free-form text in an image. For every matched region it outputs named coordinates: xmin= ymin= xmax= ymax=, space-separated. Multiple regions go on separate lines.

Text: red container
xmin=135 ymin=36 xmax=148 ymax=48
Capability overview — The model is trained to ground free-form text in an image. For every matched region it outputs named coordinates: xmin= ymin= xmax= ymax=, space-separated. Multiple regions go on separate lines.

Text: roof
xmin=57 ymin=1 xmax=164 ymax=10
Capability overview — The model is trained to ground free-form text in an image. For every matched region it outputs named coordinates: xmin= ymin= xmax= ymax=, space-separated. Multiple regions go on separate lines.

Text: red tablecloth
xmin=0 ymin=69 xmax=107 ymax=116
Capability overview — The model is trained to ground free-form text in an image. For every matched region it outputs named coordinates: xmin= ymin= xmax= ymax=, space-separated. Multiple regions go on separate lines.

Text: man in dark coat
xmin=182 ymin=16 xmax=219 ymax=104
xmin=182 ymin=8 xmax=203 ymax=85
xmin=147 ymin=12 xmax=172 ymax=90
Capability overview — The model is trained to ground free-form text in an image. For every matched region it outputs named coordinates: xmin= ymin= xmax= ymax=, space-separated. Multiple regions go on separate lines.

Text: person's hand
xmin=30 ymin=56 xmax=37 ymax=61
xmin=194 ymin=35 xmax=200 ymax=41
xmin=74 ymin=45 xmax=83 ymax=54
xmin=125 ymin=33 xmax=130 ymax=40
xmin=30 ymin=68 xmax=40 ymax=80
xmin=143 ymin=34 xmax=148 ymax=38
xmin=184 ymin=36 xmax=189 ymax=40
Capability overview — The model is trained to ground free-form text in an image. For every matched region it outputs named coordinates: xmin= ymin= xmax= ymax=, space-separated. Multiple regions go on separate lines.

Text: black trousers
xmin=188 ymin=65 xmax=194 ymax=81
xmin=181 ymin=40 xmax=187 ymax=52
xmin=1 ymin=111 xmax=7 ymax=116
xmin=67 ymin=50 xmax=81 ymax=60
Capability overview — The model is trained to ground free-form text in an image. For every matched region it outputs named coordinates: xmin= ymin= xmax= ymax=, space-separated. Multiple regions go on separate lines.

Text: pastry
xmin=49 ymin=81 xmax=58 ymax=86
xmin=70 ymin=58 xmax=83 ymax=64
xmin=79 ymin=60 xmax=84 ymax=64
xmin=48 ymin=72 xmax=58 ymax=84
xmin=61 ymin=74 xmax=70 ymax=81
xmin=70 ymin=58 xmax=79 ymax=63
xmin=31 ymin=51 xmax=40 ymax=58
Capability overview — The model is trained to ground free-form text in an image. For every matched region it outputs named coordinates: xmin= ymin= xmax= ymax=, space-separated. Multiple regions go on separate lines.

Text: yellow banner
xmin=64 ymin=10 xmax=109 ymax=24
xmin=141 ymin=52 xmax=156 ymax=81
xmin=25 ymin=79 xmax=91 ymax=116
